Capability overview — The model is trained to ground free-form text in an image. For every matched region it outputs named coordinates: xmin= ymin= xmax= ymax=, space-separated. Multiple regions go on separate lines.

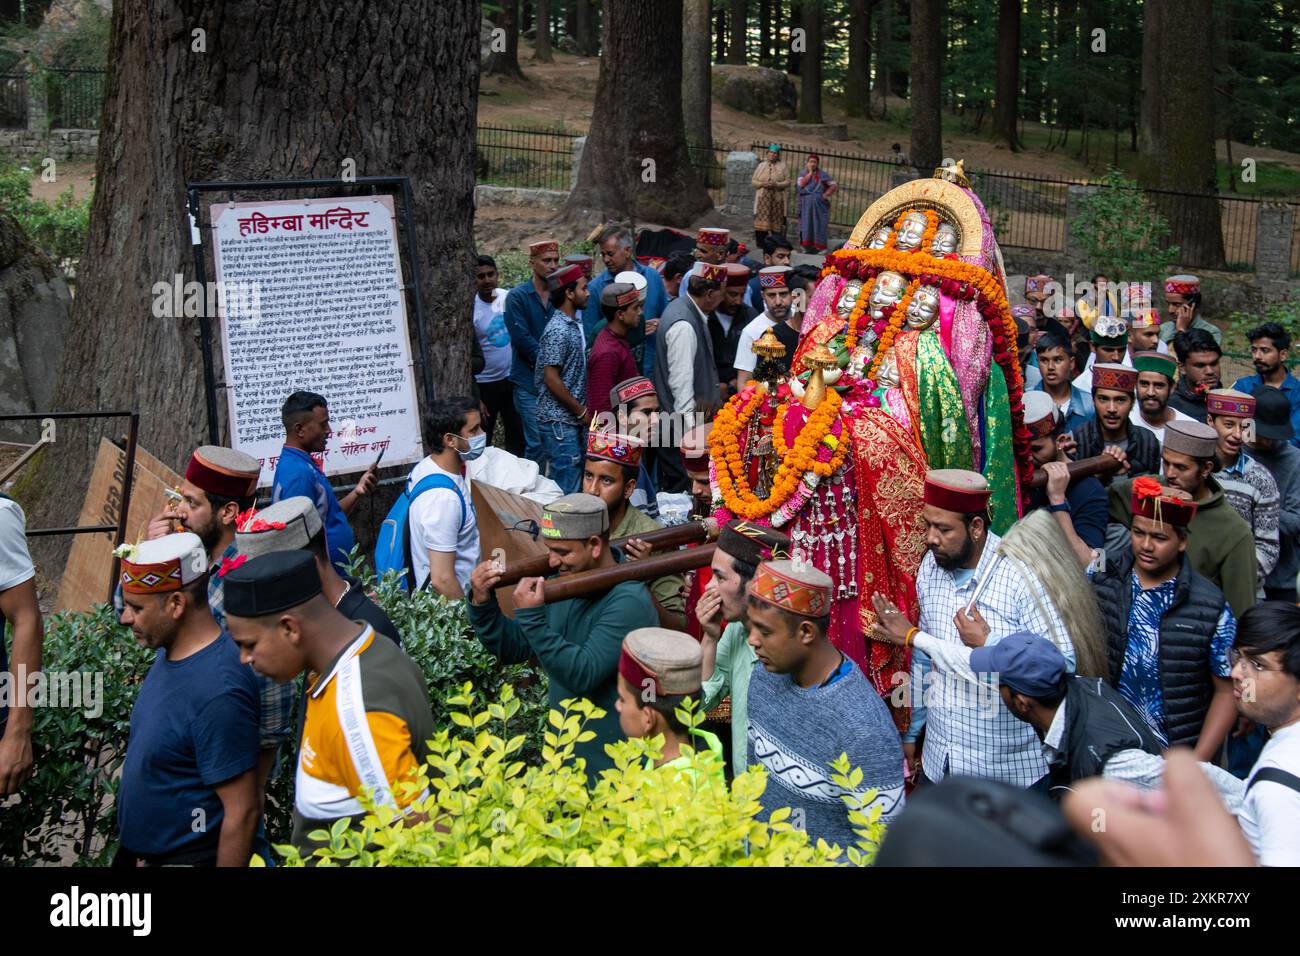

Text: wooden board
xmin=471 ymin=480 xmax=549 ymax=620
xmin=56 ymin=439 xmax=183 ymax=614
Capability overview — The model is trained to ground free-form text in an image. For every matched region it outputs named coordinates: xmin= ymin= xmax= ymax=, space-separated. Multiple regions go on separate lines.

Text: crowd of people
xmin=1 ymin=212 xmax=1298 ymax=869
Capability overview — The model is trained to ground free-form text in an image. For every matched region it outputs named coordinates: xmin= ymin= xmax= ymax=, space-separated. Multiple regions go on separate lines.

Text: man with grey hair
xmin=234 ymin=497 xmax=400 ymax=645
xmin=582 ymin=224 xmax=668 ymax=377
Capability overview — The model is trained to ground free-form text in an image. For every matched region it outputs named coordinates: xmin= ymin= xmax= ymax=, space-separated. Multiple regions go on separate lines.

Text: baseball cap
xmin=969 ymin=631 xmax=1067 ymax=699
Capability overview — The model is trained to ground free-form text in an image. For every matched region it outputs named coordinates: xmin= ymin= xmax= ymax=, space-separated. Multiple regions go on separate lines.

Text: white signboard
xmin=211 ymin=195 xmax=424 ymax=487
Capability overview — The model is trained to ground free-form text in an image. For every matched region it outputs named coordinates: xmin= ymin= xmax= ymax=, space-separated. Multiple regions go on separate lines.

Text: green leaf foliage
xmin=1071 ymin=169 xmax=1180 ymax=282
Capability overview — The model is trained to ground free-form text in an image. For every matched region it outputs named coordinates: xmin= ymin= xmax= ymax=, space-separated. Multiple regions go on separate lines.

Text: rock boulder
xmin=712 ymin=65 xmax=797 ymax=120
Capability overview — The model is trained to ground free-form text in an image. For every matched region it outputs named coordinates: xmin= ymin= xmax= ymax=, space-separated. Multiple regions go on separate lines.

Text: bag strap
xmin=1246 ymin=767 xmax=1300 ymax=797
xmin=407 ymin=473 xmax=466 ymax=528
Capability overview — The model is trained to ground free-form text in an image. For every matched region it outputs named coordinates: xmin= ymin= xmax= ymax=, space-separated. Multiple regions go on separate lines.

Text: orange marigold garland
xmin=865 ymin=276 xmax=922 ymax=382
xmin=843 ymin=274 xmax=877 ymax=350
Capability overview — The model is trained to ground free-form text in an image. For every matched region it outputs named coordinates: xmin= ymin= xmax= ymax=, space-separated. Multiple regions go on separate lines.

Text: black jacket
xmin=1053 ymin=676 xmax=1165 ymax=783
xmin=1073 ymin=417 xmax=1162 ymax=482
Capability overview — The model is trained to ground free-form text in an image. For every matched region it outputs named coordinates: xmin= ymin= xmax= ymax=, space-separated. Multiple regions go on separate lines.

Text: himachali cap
xmin=585 ymin=430 xmax=644 ymax=469
xmin=1131 ymin=476 xmax=1198 ymax=529
xmin=1121 ymin=282 xmax=1151 ymax=314
xmin=186 ymin=446 xmax=260 ymax=500
xmin=563 ymin=253 xmax=594 ymax=278
xmin=724 ymin=262 xmax=752 ymax=287
xmin=1164 ymin=274 xmax=1200 ymax=296
xmin=924 ymin=469 xmax=991 ymax=514
xmin=750 ymin=559 xmax=833 ymax=618
xmin=693 ymin=261 xmax=727 ymax=284
xmin=234 ymin=496 xmax=322 ymax=561
xmin=614 ymin=269 xmax=648 ymax=299
xmin=619 ymin=628 xmax=703 ymax=698
xmin=680 ymin=421 xmax=714 ymax=477
xmin=546 ymin=263 xmax=585 ymax=291
xmin=223 ymin=549 xmax=323 ymax=617
xmin=1133 ymin=350 xmax=1178 ymax=380
xmin=1022 ymin=391 xmax=1062 ymax=439
xmin=758 ymin=265 xmax=791 ymax=289
xmin=1129 ymin=309 xmax=1161 ymax=329
xmin=1090 ymin=315 xmax=1129 ymax=346
xmin=1024 ymin=274 xmax=1053 ymax=294
xmin=601 ymin=282 xmax=640 ymax=309
xmin=610 ymin=375 xmax=656 ymax=408
xmin=697 ymin=227 xmax=730 ymax=247
xmin=529 ymin=239 xmax=560 ymax=257
xmin=1010 ymin=304 xmax=1035 ymax=321
xmin=1163 ymin=420 xmax=1219 ymax=459
xmin=1092 ymin=363 xmax=1138 ymax=394
xmin=718 ymin=520 xmax=791 ymax=567
xmin=539 ymin=493 xmax=609 ymax=540
xmin=120 ymin=532 xmax=209 ymax=595
xmin=1206 ymin=388 xmax=1256 ymax=419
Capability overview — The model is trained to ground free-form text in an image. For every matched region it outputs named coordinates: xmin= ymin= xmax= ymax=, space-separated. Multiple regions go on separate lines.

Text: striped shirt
xmin=1214 ymin=452 xmax=1281 ymax=579
xmin=293 ymin=626 xmax=434 ymax=855
xmin=906 ymin=530 xmax=1076 ymax=788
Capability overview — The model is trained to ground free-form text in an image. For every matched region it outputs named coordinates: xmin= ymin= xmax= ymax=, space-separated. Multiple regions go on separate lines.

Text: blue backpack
xmin=375 ymin=473 xmax=468 ymax=592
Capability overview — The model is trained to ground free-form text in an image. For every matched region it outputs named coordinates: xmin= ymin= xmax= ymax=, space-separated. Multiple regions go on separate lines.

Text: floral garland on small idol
xmin=708 ymin=381 xmax=848 ymax=524
xmin=843 ymin=274 xmax=876 ymax=351
xmin=883 ymin=207 xmax=940 ymax=254
xmin=822 ymin=245 xmax=1033 ymax=484
xmin=865 ymin=276 xmax=923 ymax=382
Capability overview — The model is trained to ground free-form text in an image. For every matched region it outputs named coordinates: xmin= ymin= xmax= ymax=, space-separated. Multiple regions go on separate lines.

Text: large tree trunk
xmin=844 ymin=0 xmax=872 ymax=118
xmin=683 ymin=0 xmax=713 ymax=149
xmin=564 ymin=0 xmax=711 ymax=226
xmin=786 ymin=0 xmax=802 ymax=74
xmin=909 ymin=0 xmax=943 ymax=169
xmin=486 ymin=0 xmax=527 ymax=78
xmin=727 ymin=0 xmax=748 ymax=63
xmin=759 ymin=0 xmax=772 ymax=64
xmin=991 ymin=0 xmax=1020 ymax=149
xmin=798 ymin=0 xmax=822 ymax=122
xmin=1138 ymin=0 xmax=1163 ymax=168
xmin=876 ymin=0 xmax=892 ymax=116
xmin=1141 ymin=0 xmax=1225 ymax=267
xmin=576 ymin=0 xmax=597 ymax=55
xmin=27 ymin=0 xmax=481 ymax=572
xmin=533 ymin=0 xmax=553 ymax=61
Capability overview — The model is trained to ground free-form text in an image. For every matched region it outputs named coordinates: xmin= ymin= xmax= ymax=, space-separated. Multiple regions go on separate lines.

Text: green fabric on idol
xmin=981 ymin=362 xmax=1019 ymax=535
xmin=916 ymin=328 xmax=974 ymax=473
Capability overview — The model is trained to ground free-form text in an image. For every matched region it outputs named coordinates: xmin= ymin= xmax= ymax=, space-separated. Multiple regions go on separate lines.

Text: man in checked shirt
xmin=872 ymin=469 xmax=1077 ymax=795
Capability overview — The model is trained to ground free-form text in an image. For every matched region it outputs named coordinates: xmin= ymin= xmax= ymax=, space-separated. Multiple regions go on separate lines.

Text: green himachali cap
xmin=1132 ymin=350 xmax=1177 ymax=380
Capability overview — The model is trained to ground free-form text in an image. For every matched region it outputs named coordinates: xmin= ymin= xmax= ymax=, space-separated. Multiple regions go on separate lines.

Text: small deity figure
xmin=868 ymin=271 xmax=907 ymax=320
xmin=904 ymin=284 xmax=942 ymax=331
xmin=930 ymin=221 xmax=959 ymax=256
xmin=866 ymin=226 xmax=892 ymax=250
xmin=893 ymin=211 xmax=929 ymax=252
xmin=833 ymin=279 xmax=864 ymax=320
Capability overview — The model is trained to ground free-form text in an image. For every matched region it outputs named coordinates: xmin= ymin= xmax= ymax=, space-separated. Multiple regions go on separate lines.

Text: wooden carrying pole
xmin=540 ymin=543 xmax=717 ymax=604
xmin=496 ymin=518 xmax=716 ymax=588
xmin=1025 ymin=453 xmax=1122 ymax=490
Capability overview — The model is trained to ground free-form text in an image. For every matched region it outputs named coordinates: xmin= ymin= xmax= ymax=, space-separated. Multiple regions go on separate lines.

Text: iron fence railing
xmin=0 ymin=72 xmax=27 ymax=128
xmin=45 ymin=68 xmax=105 ymax=129
xmin=475 ymin=124 xmax=580 ymax=192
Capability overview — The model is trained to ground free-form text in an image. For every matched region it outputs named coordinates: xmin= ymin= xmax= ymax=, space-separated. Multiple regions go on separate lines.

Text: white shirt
xmin=1129 ymin=405 xmax=1193 ymax=446
xmin=733 ymin=313 xmax=777 ymax=374
xmin=473 ymin=288 xmax=512 ymax=384
xmin=907 ymin=531 xmax=1076 ymax=787
xmin=407 ymin=456 xmax=480 ymax=594
xmin=1072 ymin=349 xmax=1134 ymax=392
xmin=1238 ymin=721 xmax=1300 ymax=866
xmin=665 ymin=295 xmax=710 ymax=415
xmin=0 ymin=497 xmax=35 ymax=593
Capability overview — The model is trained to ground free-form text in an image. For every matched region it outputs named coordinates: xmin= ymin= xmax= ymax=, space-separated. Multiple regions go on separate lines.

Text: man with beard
xmin=1090 ymin=480 xmax=1237 ymax=757
xmin=1207 ymin=389 xmax=1280 ymax=581
xmin=745 ymin=234 xmax=794 ymax=313
xmin=272 ymin=391 xmax=378 ymax=571
xmin=1167 ymin=329 xmax=1222 ymax=421
xmin=1022 ymin=391 xmax=1110 ymax=564
xmin=709 ymin=263 xmax=753 ymax=399
xmin=1159 ymin=274 xmax=1222 ymax=348
xmin=467 ymin=494 xmax=657 ymax=779
xmin=697 ymin=521 xmax=791 ymax=779
xmin=147 ymin=446 xmax=296 ymax=809
xmin=1072 ymin=363 xmax=1161 ymax=480
xmin=878 ymin=469 xmax=1076 ymax=792
xmin=734 ymin=265 xmax=792 ymax=392
xmin=115 ymin=533 xmax=260 ymax=867
xmin=1233 ymin=322 xmax=1300 ymax=449
xmin=1107 ymin=420 xmax=1257 ymax=618
xmin=1129 ymin=351 xmax=1192 ymax=447
xmin=581 ymin=432 xmax=685 ymax=630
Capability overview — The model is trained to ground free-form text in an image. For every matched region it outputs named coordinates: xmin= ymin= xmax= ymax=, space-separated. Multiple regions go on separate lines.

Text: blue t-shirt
xmin=118 ymin=631 xmax=260 ymax=857
xmin=272 ymin=445 xmax=354 ymax=570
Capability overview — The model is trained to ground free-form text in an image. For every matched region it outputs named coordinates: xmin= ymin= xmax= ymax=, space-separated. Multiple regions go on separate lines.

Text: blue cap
xmin=969 ymin=632 xmax=1066 ymax=699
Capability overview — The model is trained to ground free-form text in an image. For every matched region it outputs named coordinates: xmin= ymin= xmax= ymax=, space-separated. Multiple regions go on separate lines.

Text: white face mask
xmin=454 ymin=432 xmax=487 ymax=462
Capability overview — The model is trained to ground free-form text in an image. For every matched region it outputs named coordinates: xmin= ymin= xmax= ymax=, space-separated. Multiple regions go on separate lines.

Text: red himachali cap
xmin=529 ymin=239 xmax=559 ymax=257
xmin=923 ymin=469 xmax=991 ymax=514
xmin=585 ymin=431 xmax=643 ymax=468
xmin=1092 ymin=363 xmax=1138 ymax=394
xmin=1131 ymin=476 xmax=1198 ymax=528
xmin=724 ymin=263 xmax=752 ymax=287
xmin=610 ymin=376 xmax=656 ymax=408
xmin=697 ymin=227 xmax=729 ymax=247
xmin=1164 ymin=274 xmax=1200 ymax=296
xmin=546 ymin=263 xmax=585 ymax=291
xmin=749 ymin=559 xmax=833 ymax=618
xmin=1205 ymin=389 xmax=1255 ymax=419
xmin=186 ymin=445 xmax=260 ymax=499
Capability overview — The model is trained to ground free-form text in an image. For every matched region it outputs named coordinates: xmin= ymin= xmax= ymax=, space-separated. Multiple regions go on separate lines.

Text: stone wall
xmin=0 ymin=128 xmax=99 ymax=162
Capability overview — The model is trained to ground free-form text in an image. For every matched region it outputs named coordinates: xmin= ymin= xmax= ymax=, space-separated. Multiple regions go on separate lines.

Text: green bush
xmin=1072 ymin=168 xmax=1180 ymax=282
xmin=0 ymin=159 xmax=92 ymax=271
xmin=274 ymin=687 xmax=888 ymax=867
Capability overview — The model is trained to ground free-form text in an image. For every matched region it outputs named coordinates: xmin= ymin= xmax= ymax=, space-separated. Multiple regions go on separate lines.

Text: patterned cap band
xmin=750 ymin=560 xmax=832 ymax=618
xmin=586 ymin=431 xmax=643 ymax=468
xmin=1131 ymin=476 xmax=1198 ymax=528
xmin=563 ymin=253 xmax=594 ymax=278
xmin=923 ymin=469 xmax=991 ymax=514
xmin=1021 ymin=392 xmax=1060 ymax=439
xmin=695 ymin=262 xmax=727 ymax=283
xmin=529 ymin=240 xmax=559 ymax=257
xmin=697 ymin=228 xmax=729 ymax=246
xmin=186 ymin=446 xmax=260 ymax=499
xmin=1010 ymin=304 xmax=1035 ymax=319
xmin=1132 ymin=350 xmax=1177 ymax=379
xmin=546 ymin=263 xmax=585 ymax=291
xmin=1025 ymin=275 xmax=1053 ymax=293
xmin=1092 ymin=363 xmax=1138 ymax=394
xmin=758 ymin=266 xmax=789 ymax=289
xmin=1129 ymin=309 xmax=1161 ymax=329
xmin=121 ymin=560 xmax=185 ymax=595
xmin=611 ymin=376 xmax=656 ymax=407
xmin=1164 ymin=274 xmax=1200 ymax=296
xmin=120 ymin=532 xmax=208 ymax=595
xmin=1206 ymin=389 xmax=1255 ymax=419
xmin=1121 ymin=282 xmax=1150 ymax=307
